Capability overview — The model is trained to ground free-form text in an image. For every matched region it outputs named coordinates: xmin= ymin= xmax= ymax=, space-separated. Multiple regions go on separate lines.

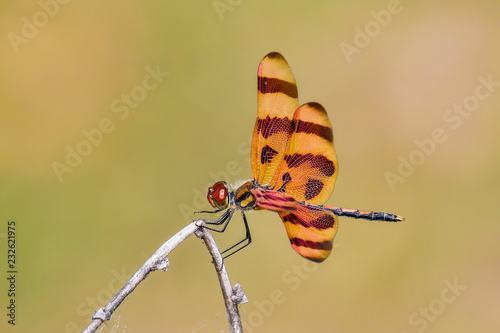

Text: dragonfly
xmin=200 ymin=52 xmax=404 ymax=262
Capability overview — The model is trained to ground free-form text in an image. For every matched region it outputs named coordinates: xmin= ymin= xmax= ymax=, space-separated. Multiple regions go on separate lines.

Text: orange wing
xmin=251 ymin=52 xmax=299 ymax=186
xmin=252 ymin=188 xmax=339 ymax=262
xmin=272 ymin=102 xmax=339 ymax=205
xmin=250 ymin=53 xmax=340 ymax=262
xmin=279 ymin=205 xmax=338 ymax=262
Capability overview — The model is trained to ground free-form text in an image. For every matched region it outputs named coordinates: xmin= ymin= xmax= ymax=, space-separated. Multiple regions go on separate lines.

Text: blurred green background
xmin=1 ymin=1 xmax=499 ymax=332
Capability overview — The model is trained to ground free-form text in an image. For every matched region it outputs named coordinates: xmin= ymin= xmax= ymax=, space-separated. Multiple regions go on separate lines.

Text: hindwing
xmin=279 ymin=204 xmax=338 ymax=262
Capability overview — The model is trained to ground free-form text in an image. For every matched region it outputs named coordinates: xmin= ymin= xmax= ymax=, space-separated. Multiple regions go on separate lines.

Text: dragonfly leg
xmin=203 ymin=209 xmax=234 ymax=232
xmin=220 ymin=212 xmax=252 ymax=259
xmin=195 ymin=208 xmax=224 ymax=214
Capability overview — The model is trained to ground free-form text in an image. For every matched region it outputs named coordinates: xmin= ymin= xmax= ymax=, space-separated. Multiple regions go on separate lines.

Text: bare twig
xmin=195 ymin=224 xmax=248 ymax=333
xmin=82 ymin=219 xmax=247 ymax=333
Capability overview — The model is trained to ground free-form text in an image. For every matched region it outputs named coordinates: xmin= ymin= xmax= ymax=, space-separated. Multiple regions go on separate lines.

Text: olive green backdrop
xmin=1 ymin=1 xmax=499 ymax=332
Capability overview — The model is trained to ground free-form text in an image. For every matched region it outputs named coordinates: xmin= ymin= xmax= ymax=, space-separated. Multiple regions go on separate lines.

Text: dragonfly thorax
xmin=233 ymin=180 xmax=258 ymax=211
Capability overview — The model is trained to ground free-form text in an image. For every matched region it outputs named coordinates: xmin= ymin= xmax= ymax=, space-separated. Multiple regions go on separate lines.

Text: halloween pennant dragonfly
xmin=202 ymin=52 xmax=404 ymax=262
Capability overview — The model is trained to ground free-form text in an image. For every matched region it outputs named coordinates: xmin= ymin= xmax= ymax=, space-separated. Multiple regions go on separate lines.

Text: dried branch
xmin=195 ymin=224 xmax=248 ymax=333
xmin=82 ymin=219 xmax=247 ymax=333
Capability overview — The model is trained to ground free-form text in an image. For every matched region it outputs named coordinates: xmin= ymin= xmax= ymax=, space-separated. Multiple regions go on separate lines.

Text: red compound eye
xmin=207 ymin=181 xmax=229 ymax=209
xmin=213 ymin=184 xmax=227 ymax=201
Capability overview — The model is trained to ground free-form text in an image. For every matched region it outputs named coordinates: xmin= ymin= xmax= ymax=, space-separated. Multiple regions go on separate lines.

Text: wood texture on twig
xmin=82 ymin=219 xmax=247 ymax=333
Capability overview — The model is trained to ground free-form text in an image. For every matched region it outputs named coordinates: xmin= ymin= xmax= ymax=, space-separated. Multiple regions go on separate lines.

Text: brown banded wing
xmin=272 ymin=102 xmax=339 ymax=205
xmin=251 ymin=52 xmax=299 ymax=186
xmin=252 ymin=188 xmax=339 ymax=262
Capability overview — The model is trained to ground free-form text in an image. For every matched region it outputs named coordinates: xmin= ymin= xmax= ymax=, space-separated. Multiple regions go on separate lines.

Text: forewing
xmin=279 ymin=205 xmax=339 ymax=262
xmin=272 ymin=102 xmax=338 ymax=204
xmin=251 ymin=52 xmax=299 ymax=186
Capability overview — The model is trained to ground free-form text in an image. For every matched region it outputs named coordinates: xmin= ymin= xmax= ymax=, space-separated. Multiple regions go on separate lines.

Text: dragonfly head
xmin=207 ymin=181 xmax=229 ymax=209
